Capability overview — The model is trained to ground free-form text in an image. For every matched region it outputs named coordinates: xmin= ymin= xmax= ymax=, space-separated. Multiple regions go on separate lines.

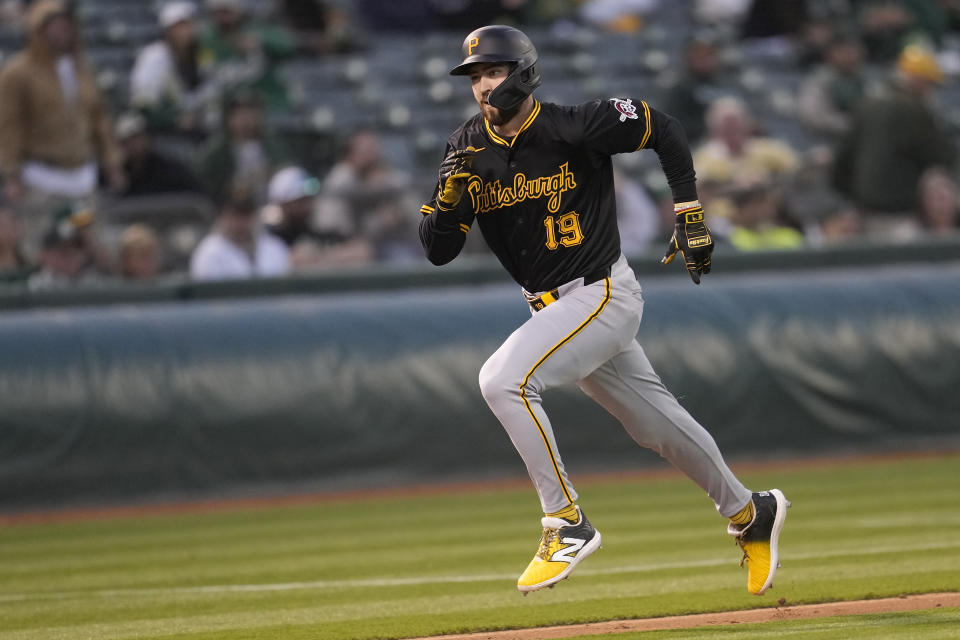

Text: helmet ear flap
xmin=487 ymin=73 xmax=527 ymax=111
xmin=488 ymin=61 xmax=541 ymax=111
xmin=520 ymin=64 xmax=536 ymax=83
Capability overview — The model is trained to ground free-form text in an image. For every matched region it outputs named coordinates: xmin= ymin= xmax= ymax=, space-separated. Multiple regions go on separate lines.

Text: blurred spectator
xmin=119 ymin=224 xmax=165 ymax=280
xmin=856 ymin=0 xmax=952 ymax=60
xmin=693 ymin=96 xmax=801 ymax=187
xmin=26 ymin=216 xmax=100 ymax=290
xmin=199 ymin=0 xmax=297 ymax=112
xmin=912 ymin=0 xmax=953 ymax=48
xmin=275 ymin=0 xmax=357 ymax=54
xmin=942 ymin=1 xmax=960 ymax=30
xmin=263 ymin=166 xmax=373 ymax=269
xmin=190 ymin=193 xmax=290 ymax=280
xmin=917 ymin=167 xmax=960 ymax=235
xmin=115 ymin=112 xmax=207 ymax=198
xmin=793 ymin=16 xmax=836 ymax=68
xmin=818 ymin=206 xmax=864 ymax=242
xmin=0 ymin=0 xmax=26 ymax=30
xmin=0 ymin=203 xmax=29 ymax=281
xmin=0 ymin=0 xmax=124 ymax=257
xmin=694 ymin=0 xmax=751 ymax=24
xmin=579 ymin=0 xmax=660 ymax=33
xmin=130 ymin=1 xmax=215 ymax=135
xmin=857 ymin=0 xmax=915 ymax=63
xmin=832 ymin=45 xmax=955 ymax=236
xmin=740 ymin=0 xmax=808 ymax=39
xmin=317 ymin=129 xmax=420 ymax=262
xmin=657 ymin=33 xmax=725 ymax=144
xmin=798 ymin=31 xmax=867 ymax=138
xmin=264 ymin=166 xmax=322 ymax=247
xmin=727 ymin=182 xmax=805 ymax=251
xmin=693 ymin=97 xmax=800 ymax=234
xmin=195 ymin=90 xmax=287 ymax=206
xmin=54 ymin=201 xmax=115 ymax=277
xmin=613 ymin=167 xmax=660 ymax=255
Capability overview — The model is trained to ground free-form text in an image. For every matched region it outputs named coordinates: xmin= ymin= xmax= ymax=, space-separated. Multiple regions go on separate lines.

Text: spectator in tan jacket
xmin=693 ymin=96 xmax=800 ymax=187
xmin=0 ymin=0 xmax=124 ymax=256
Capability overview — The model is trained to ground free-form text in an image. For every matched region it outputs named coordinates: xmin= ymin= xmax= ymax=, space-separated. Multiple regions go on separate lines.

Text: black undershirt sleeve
xmin=646 ymin=106 xmax=699 ymax=203
xmin=418 ymin=140 xmax=473 ymax=265
xmin=418 ymin=201 xmax=470 ymax=265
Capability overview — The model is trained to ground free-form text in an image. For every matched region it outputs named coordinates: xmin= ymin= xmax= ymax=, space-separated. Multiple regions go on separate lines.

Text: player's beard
xmin=485 ymin=102 xmax=521 ymax=127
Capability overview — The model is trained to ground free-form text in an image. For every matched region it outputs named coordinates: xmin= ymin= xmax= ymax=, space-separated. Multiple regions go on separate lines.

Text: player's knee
xmin=478 ymin=357 xmax=517 ymax=408
xmin=478 ymin=359 xmax=501 ymax=405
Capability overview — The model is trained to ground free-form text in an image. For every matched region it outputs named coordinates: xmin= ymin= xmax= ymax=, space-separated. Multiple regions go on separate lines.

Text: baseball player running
xmin=418 ymin=25 xmax=789 ymax=595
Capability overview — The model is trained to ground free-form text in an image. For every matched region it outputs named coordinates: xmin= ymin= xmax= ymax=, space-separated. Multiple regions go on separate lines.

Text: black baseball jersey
xmin=419 ymin=97 xmax=697 ymax=293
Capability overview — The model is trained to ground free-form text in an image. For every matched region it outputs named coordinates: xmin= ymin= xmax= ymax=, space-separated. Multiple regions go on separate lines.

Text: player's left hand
xmin=662 ymin=202 xmax=712 ymax=285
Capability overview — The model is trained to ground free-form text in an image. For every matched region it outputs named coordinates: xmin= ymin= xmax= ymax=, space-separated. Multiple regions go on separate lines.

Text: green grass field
xmin=1 ymin=455 xmax=958 ymax=640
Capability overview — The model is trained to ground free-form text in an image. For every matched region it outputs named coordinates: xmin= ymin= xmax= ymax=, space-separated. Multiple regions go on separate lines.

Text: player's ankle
xmin=546 ymin=504 xmax=580 ymax=524
xmin=729 ymin=499 xmax=754 ymax=526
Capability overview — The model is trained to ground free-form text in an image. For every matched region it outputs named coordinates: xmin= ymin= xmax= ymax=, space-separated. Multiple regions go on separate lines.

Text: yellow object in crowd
xmin=729 ymin=226 xmax=805 ymax=251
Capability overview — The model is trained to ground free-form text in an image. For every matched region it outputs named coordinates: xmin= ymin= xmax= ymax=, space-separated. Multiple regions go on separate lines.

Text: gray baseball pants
xmin=479 ymin=253 xmax=752 ymax=516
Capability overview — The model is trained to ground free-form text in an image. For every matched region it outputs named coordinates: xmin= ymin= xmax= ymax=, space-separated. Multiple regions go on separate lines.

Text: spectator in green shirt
xmin=195 ymin=90 xmax=288 ymax=206
xmin=727 ymin=182 xmax=805 ymax=252
xmin=199 ymin=0 xmax=297 ymax=112
xmin=832 ymin=45 xmax=955 ymax=236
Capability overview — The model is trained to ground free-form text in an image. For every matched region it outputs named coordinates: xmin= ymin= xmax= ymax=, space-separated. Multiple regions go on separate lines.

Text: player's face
xmin=469 ymin=63 xmax=511 ymax=124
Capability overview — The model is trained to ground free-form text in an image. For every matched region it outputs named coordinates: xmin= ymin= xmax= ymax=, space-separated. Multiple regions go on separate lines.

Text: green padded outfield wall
xmin=1 ymin=264 xmax=959 ymax=507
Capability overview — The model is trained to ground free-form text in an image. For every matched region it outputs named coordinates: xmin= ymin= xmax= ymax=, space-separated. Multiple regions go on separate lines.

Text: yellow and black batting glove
xmin=436 ymin=146 xmax=481 ymax=211
xmin=662 ymin=201 xmax=713 ymax=285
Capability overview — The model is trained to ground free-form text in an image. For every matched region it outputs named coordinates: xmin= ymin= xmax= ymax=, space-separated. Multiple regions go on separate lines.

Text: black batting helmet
xmin=449 ymin=25 xmax=541 ymax=111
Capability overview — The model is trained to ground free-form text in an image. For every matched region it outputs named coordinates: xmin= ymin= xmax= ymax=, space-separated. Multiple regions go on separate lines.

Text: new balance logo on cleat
xmin=550 ymin=537 xmax=586 ymax=563
xmin=729 ymin=489 xmax=791 ymax=595
xmin=517 ymin=507 xmax=601 ymax=593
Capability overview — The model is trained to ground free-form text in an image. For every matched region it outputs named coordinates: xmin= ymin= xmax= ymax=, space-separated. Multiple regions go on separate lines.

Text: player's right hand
xmin=437 ymin=147 xmax=480 ymax=210
xmin=662 ymin=202 xmax=713 ymax=285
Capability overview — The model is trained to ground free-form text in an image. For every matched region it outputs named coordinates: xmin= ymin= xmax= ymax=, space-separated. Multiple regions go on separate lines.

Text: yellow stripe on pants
xmin=518 ymin=278 xmax=612 ymax=506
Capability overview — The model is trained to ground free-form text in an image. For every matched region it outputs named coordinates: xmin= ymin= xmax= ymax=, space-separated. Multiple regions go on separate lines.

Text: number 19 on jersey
xmin=544 ymin=212 xmax=584 ymax=250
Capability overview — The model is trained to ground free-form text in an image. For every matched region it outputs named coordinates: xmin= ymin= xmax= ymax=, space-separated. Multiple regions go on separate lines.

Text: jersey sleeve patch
xmin=609 ymin=98 xmax=653 ymax=150
xmin=581 ymin=98 xmax=651 ymax=155
xmin=610 ymin=98 xmax=639 ymax=122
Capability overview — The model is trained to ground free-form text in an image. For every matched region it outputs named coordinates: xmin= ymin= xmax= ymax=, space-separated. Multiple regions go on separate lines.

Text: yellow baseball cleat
xmin=517 ymin=507 xmax=601 ymax=593
xmin=728 ymin=489 xmax=791 ymax=595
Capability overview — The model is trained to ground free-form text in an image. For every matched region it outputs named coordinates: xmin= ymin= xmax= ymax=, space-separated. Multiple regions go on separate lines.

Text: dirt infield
xmin=409 ymin=593 xmax=960 ymax=640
